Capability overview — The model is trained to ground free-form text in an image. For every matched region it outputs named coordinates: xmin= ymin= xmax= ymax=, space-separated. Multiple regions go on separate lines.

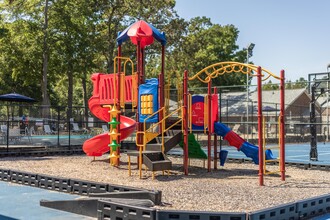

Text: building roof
xmin=167 ymin=88 xmax=317 ymax=116
xmin=250 ymin=88 xmax=307 ymax=105
xmin=220 ymin=88 xmax=311 ymax=115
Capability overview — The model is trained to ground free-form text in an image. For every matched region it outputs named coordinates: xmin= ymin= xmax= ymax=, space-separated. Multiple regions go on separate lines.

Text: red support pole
xmin=116 ymin=45 xmax=122 ymax=164
xmin=140 ymin=48 xmax=145 ymax=84
xmin=280 ymin=70 xmax=286 ymax=181
xmin=183 ymin=70 xmax=189 ymax=175
xmin=257 ymin=66 xmax=264 ymax=186
xmin=136 ymin=43 xmax=140 ymax=78
xmin=213 ymin=87 xmax=217 ymax=170
xmin=139 ymin=47 xmax=145 ymax=134
xmin=117 ymin=45 xmax=122 ymax=101
xmin=207 ymin=81 xmax=212 ymax=172
xmin=136 ymin=42 xmax=143 ymax=147
xmin=159 ymin=45 xmax=165 ymax=133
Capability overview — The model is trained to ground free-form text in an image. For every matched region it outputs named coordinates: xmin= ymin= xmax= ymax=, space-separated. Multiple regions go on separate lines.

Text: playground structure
xmin=82 ymin=20 xmax=286 ymax=186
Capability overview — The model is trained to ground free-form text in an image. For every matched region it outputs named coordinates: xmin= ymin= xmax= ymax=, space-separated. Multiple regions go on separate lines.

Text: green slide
xmin=179 ymin=133 xmax=207 ymax=159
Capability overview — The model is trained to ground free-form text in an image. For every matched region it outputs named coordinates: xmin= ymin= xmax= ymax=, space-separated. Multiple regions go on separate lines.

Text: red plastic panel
xmin=90 ymin=73 xmax=134 ymax=105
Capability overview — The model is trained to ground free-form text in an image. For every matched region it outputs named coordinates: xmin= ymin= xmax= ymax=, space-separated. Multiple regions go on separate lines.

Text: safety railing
xmin=165 ymin=84 xmax=170 ymax=115
xmin=113 ymin=56 xmax=137 ymax=110
xmin=160 ymin=107 xmax=183 ymax=151
xmin=131 ymin=72 xmax=138 ymax=109
xmin=188 ymin=93 xmax=192 ymax=133
xmin=136 ymin=106 xmax=183 ymax=153
xmin=135 ymin=106 xmax=183 ymax=178
xmin=135 ymin=107 xmax=165 ymax=151
xmin=263 ymin=116 xmax=281 ymax=175
xmin=176 ymin=73 xmax=183 ymax=116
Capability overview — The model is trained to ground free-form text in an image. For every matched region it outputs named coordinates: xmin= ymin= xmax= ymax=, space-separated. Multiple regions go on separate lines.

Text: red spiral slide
xmin=82 ymin=73 xmax=136 ymax=157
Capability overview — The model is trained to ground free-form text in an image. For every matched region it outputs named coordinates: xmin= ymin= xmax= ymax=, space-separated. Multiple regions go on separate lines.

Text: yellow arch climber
xmin=188 ymin=61 xmax=281 ymax=83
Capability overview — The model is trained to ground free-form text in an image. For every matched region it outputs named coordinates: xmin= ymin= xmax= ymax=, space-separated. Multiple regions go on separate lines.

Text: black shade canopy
xmin=0 ymin=93 xmax=36 ymax=103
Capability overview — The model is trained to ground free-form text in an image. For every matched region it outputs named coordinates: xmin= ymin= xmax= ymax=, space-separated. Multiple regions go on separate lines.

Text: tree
xmin=0 ymin=0 xmax=250 ymax=120
xmin=0 ymin=0 xmax=43 ymax=99
xmin=285 ymin=77 xmax=307 ymax=90
xmin=292 ymin=77 xmax=308 ymax=89
xmin=41 ymin=0 xmax=50 ymax=117
xmin=262 ymin=80 xmax=279 ymax=90
xmin=262 ymin=77 xmax=307 ymax=91
xmin=165 ymin=16 xmax=246 ymax=91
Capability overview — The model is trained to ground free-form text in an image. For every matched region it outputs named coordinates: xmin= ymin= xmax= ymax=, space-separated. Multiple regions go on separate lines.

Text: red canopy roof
xmin=127 ymin=20 xmax=154 ymax=48
xmin=117 ymin=20 xmax=166 ymax=48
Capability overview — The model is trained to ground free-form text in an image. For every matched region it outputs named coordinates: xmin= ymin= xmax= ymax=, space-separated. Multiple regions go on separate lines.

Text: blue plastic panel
xmin=138 ymin=78 xmax=159 ymax=123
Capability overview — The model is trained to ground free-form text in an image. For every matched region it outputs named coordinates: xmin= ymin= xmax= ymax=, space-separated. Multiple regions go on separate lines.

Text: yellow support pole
xmin=104 ymin=105 xmax=121 ymax=167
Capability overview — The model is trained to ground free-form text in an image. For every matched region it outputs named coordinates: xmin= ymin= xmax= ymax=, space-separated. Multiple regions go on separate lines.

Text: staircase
xmin=141 ymin=130 xmax=182 ymax=178
xmin=144 ymin=130 xmax=182 ymax=153
xmin=134 ymin=107 xmax=183 ymax=178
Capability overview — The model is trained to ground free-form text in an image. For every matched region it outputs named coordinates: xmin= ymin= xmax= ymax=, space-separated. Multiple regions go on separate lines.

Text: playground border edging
xmin=0 ymin=168 xmax=10 ymax=181
xmin=295 ymin=194 xmax=330 ymax=219
xmin=37 ymin=174 xmax=72 ymax=192
xmin=0 ymin=168 xmax=162 ymax=204
xmin=1 ymin=162 xmax=330 ymax=219
xmin=156 ymin=210 xmax=246 ymax=220
xmin=248 ymin=202 xmax=298 ymax=220
xmin=97 ymin=200 xmax=157 ymax=220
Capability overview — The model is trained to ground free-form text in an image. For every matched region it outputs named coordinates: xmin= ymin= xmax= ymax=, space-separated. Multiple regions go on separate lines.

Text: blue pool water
xmin=0 ymin=181 xmax=93 ymax=220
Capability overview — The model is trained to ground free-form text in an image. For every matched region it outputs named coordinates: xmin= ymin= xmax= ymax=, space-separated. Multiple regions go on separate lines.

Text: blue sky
xmin=175 ymin=0 xmax=330 ymax=82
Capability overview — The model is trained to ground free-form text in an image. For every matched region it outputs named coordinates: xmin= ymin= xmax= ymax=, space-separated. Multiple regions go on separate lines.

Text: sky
xmin=174 ymin=0 xmax=330 ymax=82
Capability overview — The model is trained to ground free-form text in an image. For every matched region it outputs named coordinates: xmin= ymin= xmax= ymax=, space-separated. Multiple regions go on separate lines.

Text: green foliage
xmin=0 ymin=3 xmax=42 ymax=99
xmin=165 ymin=16 xmax=246 ymax=89
xmin=263 ymin=77 xmax=307 ymax=91
xmin=262 ymin=80 xmax=279 ymax=90
xmin=0 ymin=0 xmax=253 ymax=109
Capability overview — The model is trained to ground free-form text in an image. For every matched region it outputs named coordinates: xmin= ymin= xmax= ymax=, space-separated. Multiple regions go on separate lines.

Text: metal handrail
xmin=161 ymin=107 xmax=183 ymax=152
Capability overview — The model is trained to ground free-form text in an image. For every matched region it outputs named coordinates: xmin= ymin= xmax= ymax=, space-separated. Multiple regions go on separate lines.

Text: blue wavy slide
xmin=214 ymin=122 xmax=275 ymax=164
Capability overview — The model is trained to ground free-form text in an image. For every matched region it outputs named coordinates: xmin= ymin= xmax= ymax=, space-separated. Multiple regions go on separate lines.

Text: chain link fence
xmin=0 ymin=85 xmax=327 ymax=154
xmin=167 ymin=85 xmax=325 ymax=146
xmin=0 ymin=104 xmax=108 ymax=152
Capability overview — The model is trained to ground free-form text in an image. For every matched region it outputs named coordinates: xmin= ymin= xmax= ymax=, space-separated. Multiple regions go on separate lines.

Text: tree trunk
xmin=41 ymin=0 xmax=51 ymax=118
xmin=82 ymin=72 xmax=89 ymax=128
xmin=67 ymin=69 xmax=73 ymax=123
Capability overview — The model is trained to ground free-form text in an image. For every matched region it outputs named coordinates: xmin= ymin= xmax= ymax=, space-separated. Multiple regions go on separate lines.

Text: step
xmin=155 ymin=137 xmax=172 ymax=143
xmin=165 ymin=130 xmax=182 ymax=136
xmin=145 ymin=144 xmax=162 ymax=152
xmin=164 ymin=130 xmax=182 ymax=153
xmin=142 ymin=152 xmax=172 ymax=172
